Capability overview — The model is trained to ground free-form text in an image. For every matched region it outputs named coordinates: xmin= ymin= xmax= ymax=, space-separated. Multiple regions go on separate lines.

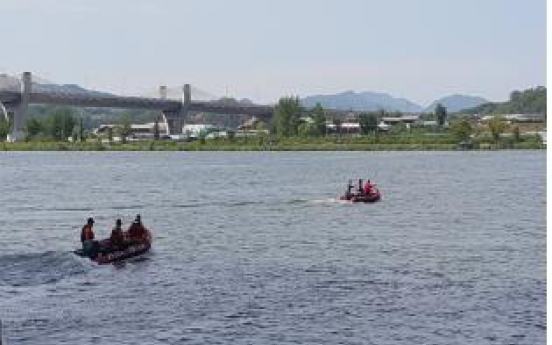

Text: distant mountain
xmin=32 ymin=83 xmax=114 ymax=97
xmin=0 ymin=73 xmax=24 ymax=91
xmin=239 ymin=98 xmax=254 ymax=105
xmin=0 ymin=74 xmax=113 ymax=97
xmin=301 ymin=91 xmax=494 ymax=114
xmin=424 ymin=94 xmax=488 ymax=113
xmin=301 ymin=91 xmax=423 ymax=113
xmin=10 ymin=73 xmax=540 ymax=117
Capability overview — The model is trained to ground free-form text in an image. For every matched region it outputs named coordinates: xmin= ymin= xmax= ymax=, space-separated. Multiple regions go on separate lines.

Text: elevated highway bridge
xmin=0 ymin=72 xmax=274 ymax=141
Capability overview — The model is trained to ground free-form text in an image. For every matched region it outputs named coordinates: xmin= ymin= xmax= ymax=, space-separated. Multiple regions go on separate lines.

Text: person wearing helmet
xmin=344 ymin=179 xmax=354 ymax=200
xmin=128 ymin=214 xmax=146 ymax=243
xmin=110 ymin=218 xmax=125 ymax=250
xmin=81 ymin=217 xmax=97 ymax=257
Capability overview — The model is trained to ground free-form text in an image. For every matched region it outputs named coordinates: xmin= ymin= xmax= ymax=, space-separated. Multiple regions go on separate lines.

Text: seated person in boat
xmin=127 ymin=214 xmax=147 ymax=243
xmin=344 ymin=180 xmax=354 ymax=199
xmin=110 ymin=218 xmax=126 ymax=250
xmin=357 ymin=179 xmax=364 ymax=195
xmin=81 ymin=217 xmax=99 ymax=257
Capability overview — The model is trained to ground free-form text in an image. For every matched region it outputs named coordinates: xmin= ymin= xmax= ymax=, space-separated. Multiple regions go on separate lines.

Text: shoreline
xmin=0 ymin=140 xmax=545 ymax=152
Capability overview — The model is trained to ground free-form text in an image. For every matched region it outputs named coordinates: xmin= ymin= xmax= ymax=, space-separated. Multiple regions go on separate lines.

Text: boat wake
xmin=308 ymin=198 xmax=354 ymax=205
xmin=169 ymin=197 xmax=352 ymax=210
xmin=0 ymin=251 xmax=88 ymax=287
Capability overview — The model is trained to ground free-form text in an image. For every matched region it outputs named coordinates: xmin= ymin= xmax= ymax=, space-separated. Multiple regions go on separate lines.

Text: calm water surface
xmin=0 ymin=151 xmax=546 ymax=344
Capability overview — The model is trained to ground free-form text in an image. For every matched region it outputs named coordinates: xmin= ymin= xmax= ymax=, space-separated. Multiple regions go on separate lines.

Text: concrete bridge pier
xmin=160 ymin=84 xmax=191 ymax=135
xmin=7 ymin=72 xmax=31 ymax=142
xmin=160 ymin=110 xmax=181 ymax=136
xmin=0 ymin=102 xmax=10 ymax=124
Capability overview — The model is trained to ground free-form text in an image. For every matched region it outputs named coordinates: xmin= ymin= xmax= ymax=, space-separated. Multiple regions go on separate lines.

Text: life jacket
xmin=111 ymin=228 xmax=124 ymax=245
xmin=129 ymin=223 xmax=145 ymax=239
xmin=81 ymin=225 xmax=94 ymax=242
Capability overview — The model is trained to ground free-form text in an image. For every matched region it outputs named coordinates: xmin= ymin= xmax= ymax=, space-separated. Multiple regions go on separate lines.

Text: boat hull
xmin=75 ymin=230 xmax=152 ymax=265
xmin=340 ymin=192 xmax=381 ymax=203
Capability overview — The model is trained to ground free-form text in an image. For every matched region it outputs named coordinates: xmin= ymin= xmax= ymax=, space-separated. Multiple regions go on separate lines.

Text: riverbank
xmin=0 ymin=137 xmax=544 ymax=151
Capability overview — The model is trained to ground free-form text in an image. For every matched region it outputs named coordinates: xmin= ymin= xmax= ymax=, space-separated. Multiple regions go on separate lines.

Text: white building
xmin=480 ymin=114 xmax=545 ymax=123
xmin=182 ymin=124 xmax=217 ymax=138
xmin=94 ymin=122 xmax=169 ymax=141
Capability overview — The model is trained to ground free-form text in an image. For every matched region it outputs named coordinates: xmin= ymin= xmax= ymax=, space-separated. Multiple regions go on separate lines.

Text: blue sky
xmin=0 ymin=0 xmax=546 ymax=105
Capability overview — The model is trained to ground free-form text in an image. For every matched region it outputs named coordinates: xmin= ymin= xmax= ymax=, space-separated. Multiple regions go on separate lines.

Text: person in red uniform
xmin=363 ymin=179 xmax=374 ymax=195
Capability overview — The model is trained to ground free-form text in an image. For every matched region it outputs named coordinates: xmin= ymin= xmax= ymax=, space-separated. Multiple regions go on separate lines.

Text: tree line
xmin=0 ymin=108 xmax=141 ymax=143
xmin=0 ymin=92 xmax=542 ymax=149
xmin=273 ymin=96 xmax=540 ymax=148
xmin=25 ymin=109 xmax=82 ymax=141
xmin=272 ymin=97 xmax=449 ymax=138
xmin=463 ymin=86 xmax=546 ymax=115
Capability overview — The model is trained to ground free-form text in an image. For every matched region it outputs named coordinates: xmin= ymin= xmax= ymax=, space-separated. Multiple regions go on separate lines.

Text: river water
xmin=0 ymin=151 xmax=546 ymax=344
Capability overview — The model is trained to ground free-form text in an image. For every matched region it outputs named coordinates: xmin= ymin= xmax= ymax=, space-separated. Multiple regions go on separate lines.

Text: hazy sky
xmin=0 ymin=0 xmax=546 ymax=104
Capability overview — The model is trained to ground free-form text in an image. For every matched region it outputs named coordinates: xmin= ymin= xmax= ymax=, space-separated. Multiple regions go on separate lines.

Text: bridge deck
xmin=0 ymin=90 xmax=273 ymax=118
xmin=29 ymin=92 xmax=181 ymax=111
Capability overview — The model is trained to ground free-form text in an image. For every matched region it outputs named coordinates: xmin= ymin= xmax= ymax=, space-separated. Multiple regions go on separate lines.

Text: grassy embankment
xmin=0 ymin=132 xmax=544 ymax=151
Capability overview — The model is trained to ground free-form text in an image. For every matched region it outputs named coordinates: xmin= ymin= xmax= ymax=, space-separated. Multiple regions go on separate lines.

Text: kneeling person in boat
xmin=127 ymin=214 xmax=148 ymax=243
xmin=110 ymin=219 xmax=126 ymax=250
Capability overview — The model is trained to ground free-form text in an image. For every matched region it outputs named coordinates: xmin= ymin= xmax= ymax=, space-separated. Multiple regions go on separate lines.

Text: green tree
xmin=311 ymin=102 xmax=326 ymax=136
xmin=358 ymin=113 xmax=378 ymax=135
xmin=449 ymin=117 xmax=473 ymax=142
xmin=488 ymin=116 xmax=507 ymax=144
xmin=512 ymin=125 xmax=521 ymax=142
xmin=71 ymin=125 xmax=80 ymax=142
xmin=46 ymin=113 xmax=62 ymax=140
xmin=198 ymin=130 xmax=206 ymax=145
xmin=255 ymin=121 xmax=269 ymax=131
xmin=332 ymin=117 xmax=342 ymax=137
xmin=153 ymin=119 xmax=160 ymax=140
xmin=60 ymin=111 xmax=75 ymax=141
xmin=79 ymin=118 xmax=85 ymax=142
xmin=275 ymin=96 xmax=302 ymax=137
xmin=227 ymin=130 xmax=236 ymax=142
xmin=298 ymin=122 xmax=319 ymax=137
xmin=26 ymin=117 xmax=44 ymax=140
xmin=435 ymin=103 xmax=447 ymax=127
xmin=0 ymin=117 xmax=10 ymax=141
xmin=45 ymin=108 xmax=75 ymax=141
xmin=510 ymin=90 xmax=521 ymax=102
xmin=464 ymin=86 xmax=546 ymax=115
xmin=117 ymin=114 xmax=133 ymax=144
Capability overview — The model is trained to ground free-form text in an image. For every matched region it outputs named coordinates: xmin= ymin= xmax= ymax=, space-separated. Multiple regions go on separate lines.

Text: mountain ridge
xmin=301 ymin=90 xmax=424 ymax=113
xmin=424 ymin=94 xmax=489 ymax=113
xmin=0 ymin=74 xmax=497 ymax=113
xmin=301 ymin=90 xmax=489 ymax=113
